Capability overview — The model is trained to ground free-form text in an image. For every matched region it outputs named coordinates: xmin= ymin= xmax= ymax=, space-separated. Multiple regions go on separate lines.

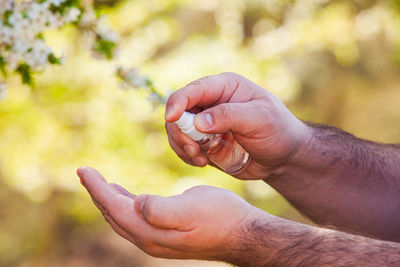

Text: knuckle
xmin=187 ymin=75 xmax=214 ymax=89
xmin=220 ymin=71 xmax=237 ymax=78
xmin=187 ymin=79 xmax=203 ymax=88
xmin=220 ymin=72 xmax=241 ymax=90
xmin=220 ymin=71 xmax=240 ymax=82
xmin=216 ymin=103 xmax=232 ymax=121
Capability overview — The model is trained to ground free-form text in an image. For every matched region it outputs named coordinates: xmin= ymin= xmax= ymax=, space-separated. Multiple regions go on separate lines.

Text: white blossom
xmin=0 ymin=23 xmax=13 ymax=44
xmin=0 ymin=1 xmax=118 ymax=99
xmin=147 ymin=92 xmax=166 ymax=108
xmin=118 ymin=67 xmax=149 ymax=89
xmin=96 ymin=16 xmax=120 ymax=43
xmin=117 ymin=66 xmax=167 ymax=108
xmin=79 ymin=6 xmax=97 ymax=28
xmin=25 ymin=39 xmax=52 ymax=71
xmin=48 ymin=0 xmax=66 ymax=7
xmin=66 ymin=7 xmax=81 ymax=23
xmin=0 ymin=0 xmax=82 ymax=86
xmin=78 ymin=8 xmax=119 ymax=58
xmin=0 ymin=0 xmax=13 ymax=13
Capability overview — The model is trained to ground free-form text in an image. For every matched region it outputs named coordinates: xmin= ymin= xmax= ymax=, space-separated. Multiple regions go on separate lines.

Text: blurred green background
xmin=1 ymin=0 xmax=400 ymax=266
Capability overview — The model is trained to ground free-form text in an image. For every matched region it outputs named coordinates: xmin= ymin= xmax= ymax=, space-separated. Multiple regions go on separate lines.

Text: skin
xmin=165 ymin=72 xmax=400 ymax=242
xmin=79 ymin=72 xmax=400 ymax=266
xmin=164 ymin=72 xmax=309 ymax=180
xmin=78 ymin=167 xmax=255 ymax=261
xmin=78 ymin=167 xmax=400 ymax=266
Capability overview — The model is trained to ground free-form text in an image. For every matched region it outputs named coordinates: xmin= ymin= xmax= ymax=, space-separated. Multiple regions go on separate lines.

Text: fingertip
xmin=166 ymin=109 xmax=185 ymax=123
xmin=192 ymin=155 xmax=209 ymax=167
xmin=77 ymin=166 xmax=89 ymax=178
xmin=165 ymin=93 xmax=187 ymax=122
xmin=165 ymin=94 xmax=180 ymax=121
xmin=165 ymin=104 xmax=176 ymax=121
xmin=77 ymin=166 xmax=107 ymax=187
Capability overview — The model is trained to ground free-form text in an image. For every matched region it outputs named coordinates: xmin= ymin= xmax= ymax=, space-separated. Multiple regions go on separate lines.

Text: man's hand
xmin=77 ymin=166 xmax=258 ymax=261
xmin=165 ymin=72 xmax=310 ymax=180
xmin=78 ymin=166 xmax=400 ymax=266
xmin=165 ymin=72 xmax=400 ymax=242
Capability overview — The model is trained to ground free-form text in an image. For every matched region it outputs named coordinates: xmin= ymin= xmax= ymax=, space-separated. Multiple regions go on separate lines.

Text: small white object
xmin=175 ymin=111 xmax=212 ymax=141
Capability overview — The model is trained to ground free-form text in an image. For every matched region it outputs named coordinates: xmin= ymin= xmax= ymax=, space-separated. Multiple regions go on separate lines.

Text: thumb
xmin=194 ymin=102 xmax=264 ymax=136
xmin=134 ymin=194 xmax=192 ymax=230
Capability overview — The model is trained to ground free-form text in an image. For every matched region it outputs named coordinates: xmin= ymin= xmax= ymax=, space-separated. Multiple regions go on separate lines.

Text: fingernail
xmin=183 ymin=144 xmax=196 ymax=158
xmin=165 ymin=105 xmax=175 ymax=121
xmin=195 ymin=113 xmax=213 ymax=130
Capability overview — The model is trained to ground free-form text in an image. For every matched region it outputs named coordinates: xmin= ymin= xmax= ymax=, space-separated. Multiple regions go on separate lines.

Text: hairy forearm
xmin=231 ymin=211 xmax=400 ymax=267
xmin=265 ymin=123 xmax=400 ymax=241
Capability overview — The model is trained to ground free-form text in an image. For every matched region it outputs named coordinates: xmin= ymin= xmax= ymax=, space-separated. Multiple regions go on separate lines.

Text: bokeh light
xmin=1 ymin=0 xmax=400 ymax=266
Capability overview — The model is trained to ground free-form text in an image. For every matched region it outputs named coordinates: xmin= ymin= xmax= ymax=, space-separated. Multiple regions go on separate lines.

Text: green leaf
xmin=0 ymin=56 xmax=7 ymax=77
xmin=48 ymin=53 xmax=63 ymax=65
xmin=21 ymin=11 xmax=29 ymax=19
xmin=145 ymin=79 xmax=153 ymax=88
xmin=36 ymin=33 xmax=45 ymax=40
xmin=16 ymin=64 xmax=35 ymax=88
xmin=3 ymin=10 xmax=13 ymax=27
xmin=49 ymin=0 xmax=81 ymax=15
xmin=94 ymin=39 xmax=116 ymax=60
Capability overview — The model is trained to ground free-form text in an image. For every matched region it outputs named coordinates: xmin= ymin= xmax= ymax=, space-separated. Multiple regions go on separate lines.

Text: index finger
xmin=77 ymin=166 xmax=122 ymax=209
xmin=77 ymin=167 xmax=188 ymax=249
xmin=165 ymin=72 xmax=241 ymax=122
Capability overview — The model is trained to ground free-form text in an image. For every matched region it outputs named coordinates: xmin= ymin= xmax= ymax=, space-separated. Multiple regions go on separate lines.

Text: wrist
xmin=223 ymin=207 xmax=275 ymax=266
xmin=261 ymin=122 xmax=315 ymax=181
xmin=230 ymin=207 xmax=326 ymax=267
xmin=284 ymin=122 xmax=315 ymax=168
